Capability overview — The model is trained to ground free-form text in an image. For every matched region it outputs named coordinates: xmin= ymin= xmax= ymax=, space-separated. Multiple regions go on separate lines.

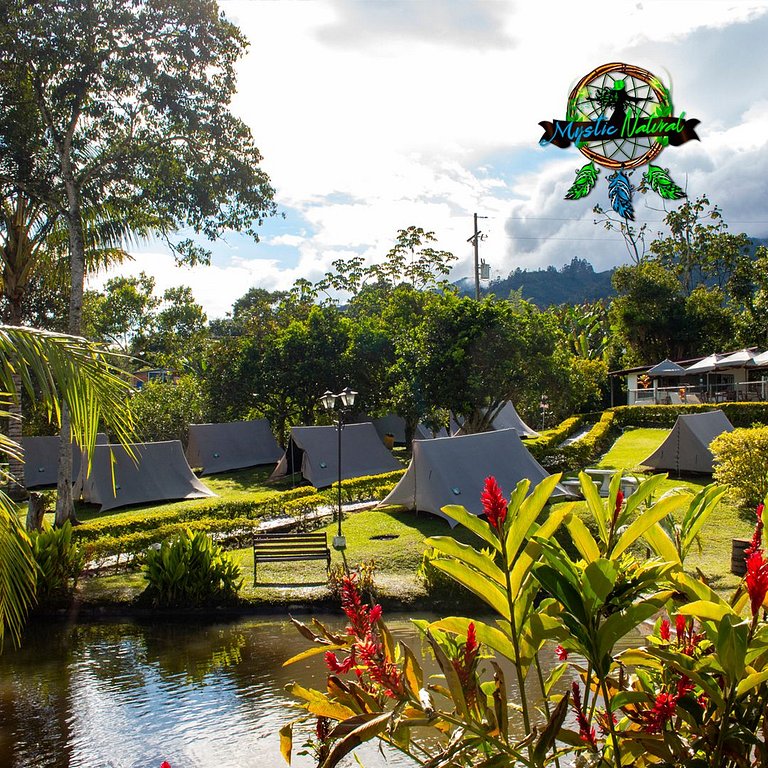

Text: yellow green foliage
xmin=711 ymin=426 xmax=768 ymax=508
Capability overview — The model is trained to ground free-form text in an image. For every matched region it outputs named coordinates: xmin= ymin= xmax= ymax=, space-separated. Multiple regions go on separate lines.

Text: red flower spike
xmin=555 ymin=644 xmax=568 ymax=661
xmin=613 ymin=489 xmax=625 ymax=526
xmin=481 ymin=476 xmax=507 ymax=531
xmin=659 ymin=618 xmax=671 ymax=641
xmin=746 ymin=550 xmax=768 ymax=616
xmin=644 ymin=692 xmax=677 ymax=733
xmin=675 ymin=614 xmax=687 ymax=643
xmin=571 ymin=682 xmax=597 ymax=749
xmin=161 ymin=763 xmax=171 ymax=768
xmin=747 ymin=504 xmax=765 ymax=556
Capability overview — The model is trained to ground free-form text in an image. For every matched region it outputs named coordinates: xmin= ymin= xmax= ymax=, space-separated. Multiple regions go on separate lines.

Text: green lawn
xmin=596 ymin=427 xmax=669 ymax=471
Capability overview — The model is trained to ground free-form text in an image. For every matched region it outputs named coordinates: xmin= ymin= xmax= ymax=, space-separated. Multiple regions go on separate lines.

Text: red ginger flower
xmin=160 ymin=763 xmax=171 ymax=768
xmin=675 ymin=613 xmax=687 ymax=643
xmin=747 ymin=503 xmax=765 ymax=556
xmin=555 ymin=644 xmax=568 ymax=661
xmin=571 ymin=682 xmax=597 ymax=749
xmin=659 ymin=618 xmax=671 ymax=641
xmin=644 ymin=691 xmax=677 ymax=733
xmin=452 ymin=622 xmax=480 ymax=688
xmin=612 ymin=489 xmax=625 ymax=527
xmin=746 ymin=549 xmax=768 ymax=616
xmin=341 ymin=574 xmax=381 ymax=639
xmin=481 ymin=476 xmax=507 ymax=530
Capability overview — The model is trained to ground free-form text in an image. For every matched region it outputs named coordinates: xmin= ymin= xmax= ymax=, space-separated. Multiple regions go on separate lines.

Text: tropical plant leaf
xmin=607 ymin=170 xmax=634 ymax=220
xmin=279 ymin=722 xmax=293 ymax=765
xmin=565 ymin=162 xmax=599 ymax=200
xmin=643 ymin=164 xmax=686 ymax=200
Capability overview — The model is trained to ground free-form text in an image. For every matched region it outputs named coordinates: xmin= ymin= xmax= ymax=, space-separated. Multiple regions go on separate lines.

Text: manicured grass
xmin=596 ymin=427 xmax=669 ymax=471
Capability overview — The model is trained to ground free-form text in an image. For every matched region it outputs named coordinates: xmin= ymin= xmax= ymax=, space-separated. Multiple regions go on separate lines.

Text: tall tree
xmin=0 ymin=0 xmax=276 ymax=522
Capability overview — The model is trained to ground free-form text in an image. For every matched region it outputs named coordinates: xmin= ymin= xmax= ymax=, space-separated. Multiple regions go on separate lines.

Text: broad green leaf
xmin=612 ymin=494 xmax=684 ymax=558
xmin=283 ymin=644 xmax=343 ymax=667
xmin=508 ymin=503 xmax=571 ymax=600
xmin=543 ymin=661 xmax=568 ymax=696
xmin=425 ymin=630 xmax=469 ymax=719
xmin=611 ymin=690 xmax=651 ymax=709
xmin=440 ymin=504 xmax=500 ymax=551
xmin=717 ymin=615 xmax=749 ymax=683
xmin=579 ymin=470 xmax=608 ymax=542
xmin=582 ymin=558 xmax=619 ymax=613
xmin=534 ymin=564 xmax=589 ymax=625
xmin=736 ymin=670 xmax=768 ymax=697
xmin=430 ymin=616 xmax=517 ymax=662
xmin=565 ymin=512 xmax=600 ymax=563
xmin=322 ymin=711 xmax=392 ymax=768
xmin=401 ymin=642 xmax=423 ymax=698
xmin=286 ymin=683 xmax=357 ymax=721
xmin=429 ymin=559 xmax=510 ymax=619
xmin=597 ymin=593 xmax=673 ymax=661
xmin=425 ymin=536 xmax=505 ymax=587
xmin=533 ymin=688 xmax=569 ymax=764
xmin=505 ymin=474 xmax=562 ymax=563
xmin=643 ymin=522 xmax=681 ymax=564
xmin=622 ymin=473 xmax=669 ymax=521
xmin=678 ymin=600 xmax=735 ymax=623
xmin=681 ymin=485 xmax=728 ymax=556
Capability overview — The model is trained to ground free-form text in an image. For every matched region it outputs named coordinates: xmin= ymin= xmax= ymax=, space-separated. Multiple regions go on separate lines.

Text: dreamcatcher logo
xmin=539 ymin=62 xmax=700 ymax=219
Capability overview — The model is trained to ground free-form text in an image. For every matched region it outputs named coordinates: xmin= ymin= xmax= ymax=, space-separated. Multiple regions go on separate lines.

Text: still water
xmin=0 ymin=613 xmax=578 ymax=768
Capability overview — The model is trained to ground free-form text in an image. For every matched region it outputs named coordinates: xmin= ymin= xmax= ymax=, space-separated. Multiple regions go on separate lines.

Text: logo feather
xmin=642 ymin=165 xmax=686 ymax=200
xmin=565 ymin=162 xmax=599 ymax=200
xmin=608 ymin=170 xmax=634 ymax=220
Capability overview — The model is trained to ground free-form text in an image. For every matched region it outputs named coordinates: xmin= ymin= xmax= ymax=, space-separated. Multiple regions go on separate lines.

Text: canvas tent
xmin=269 ymin=422 xmax=402 ymax=488
xmin=82 ymin=440 xmax=215 ymax=511
xmin=22 ymin=433 xmax=108 ymax=489
xmin=372 ymin=414 xmax=449 ymax=445
xmin=378 ymin=429 xmax=569 ymax=525
xmin=641 ymin=410 xmax=733 ymax=474
xmin=186 ymin=420 xmax=282 ymax=475
xmin=490 ymin=402 xmax=539 ymax=438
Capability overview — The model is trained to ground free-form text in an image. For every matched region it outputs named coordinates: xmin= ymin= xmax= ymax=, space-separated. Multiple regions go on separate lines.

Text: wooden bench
xmin=252 ymin=531 xmax=331 ymax=584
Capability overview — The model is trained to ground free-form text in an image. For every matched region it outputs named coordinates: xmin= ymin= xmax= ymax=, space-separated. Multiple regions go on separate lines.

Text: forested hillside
xmin=456 ymin=257 xmax=615 ymax=307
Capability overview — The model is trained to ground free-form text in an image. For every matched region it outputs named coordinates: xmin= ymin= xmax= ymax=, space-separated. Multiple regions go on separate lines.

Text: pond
xmin=0 ymin=612 xmax=586 ymax=768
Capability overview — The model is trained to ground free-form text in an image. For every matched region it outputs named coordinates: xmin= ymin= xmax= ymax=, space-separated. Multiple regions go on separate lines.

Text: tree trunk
xmin=26 ymin=491 xmax=47 ymax=531
xmin=54 ymin=176 xmax=86 ymax=526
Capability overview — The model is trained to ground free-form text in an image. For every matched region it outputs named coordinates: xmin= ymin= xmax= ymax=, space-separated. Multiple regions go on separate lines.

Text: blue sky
xmin=94 ymin=0 xmax=768 ymax=318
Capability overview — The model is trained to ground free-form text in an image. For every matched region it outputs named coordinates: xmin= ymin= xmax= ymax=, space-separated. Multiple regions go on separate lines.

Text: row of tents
xmin=19 ymin=406 xmax=731 ymax=520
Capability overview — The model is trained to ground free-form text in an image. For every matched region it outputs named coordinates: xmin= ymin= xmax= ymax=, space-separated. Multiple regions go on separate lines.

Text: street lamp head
xmin=339 ymin=386 xmax=358 ymax=409
xmin=319 ymin=390 xmax=337 ymax=412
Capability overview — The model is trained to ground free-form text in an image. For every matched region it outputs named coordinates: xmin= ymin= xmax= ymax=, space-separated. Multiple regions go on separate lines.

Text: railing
xmin=630 ymin=382 xmax=768 ymax=405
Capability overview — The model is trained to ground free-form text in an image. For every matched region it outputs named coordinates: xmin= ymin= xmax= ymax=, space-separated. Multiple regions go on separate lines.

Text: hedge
xmin=76 ymin=468 xmax=406 ymax=563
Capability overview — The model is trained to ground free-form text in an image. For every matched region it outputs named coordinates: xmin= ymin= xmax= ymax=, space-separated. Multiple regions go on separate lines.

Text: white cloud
xmin=97 ymin=1 xmax=768 ymax=317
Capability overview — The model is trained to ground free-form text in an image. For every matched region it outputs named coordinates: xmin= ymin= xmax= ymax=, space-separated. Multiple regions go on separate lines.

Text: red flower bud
xmin=481 ymin=476 xmax=508 ymax=531
xmin=659 ymin=618 xmax=670 ymax=641
xmin=555 ymin=644 xmax=568 ymax=660
xmin=746 ymin=550 xmax=768 ymax=616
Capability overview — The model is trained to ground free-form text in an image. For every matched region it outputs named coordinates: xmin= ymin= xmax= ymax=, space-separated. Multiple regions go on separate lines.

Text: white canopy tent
xmin=269 ymin=423 xmax=402 ymax=488
xmin=82 ymin=441 xmax=216 ymax=511
xmin=378 ymin=429 xmax=570 ymax=525
xmin=186 ymin=420 xmax=282 ymax=475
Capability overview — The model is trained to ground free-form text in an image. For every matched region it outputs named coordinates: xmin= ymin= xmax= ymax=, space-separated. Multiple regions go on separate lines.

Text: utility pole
xmin=468 ymin=213 xmax=488 ymax=300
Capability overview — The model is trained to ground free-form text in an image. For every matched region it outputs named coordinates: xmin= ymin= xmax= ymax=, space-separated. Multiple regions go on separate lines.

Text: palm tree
xmin=0 ymin=325 xmax=135 ymax=651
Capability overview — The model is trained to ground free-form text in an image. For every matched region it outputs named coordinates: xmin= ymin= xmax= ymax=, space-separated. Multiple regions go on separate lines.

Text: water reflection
xmin=0 ymin=614 xmax=600 ymax=768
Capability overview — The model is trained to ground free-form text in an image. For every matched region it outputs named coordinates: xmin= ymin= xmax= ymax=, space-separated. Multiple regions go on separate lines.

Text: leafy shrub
xmin=329 ymin=560 xmax=377 ymax=601
xmin=29 ymin=521 xmax=85 ymax=603
xmin=129 ymin=375 xmax=206 ymax=445
xmin=142 ymin=529 xmax=242 ymax=607
xmin=711 ymin=426 xmax=768 ymax=507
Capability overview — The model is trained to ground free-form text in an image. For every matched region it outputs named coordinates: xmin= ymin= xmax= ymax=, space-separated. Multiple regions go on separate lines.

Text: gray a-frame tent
xmin=186 ymin=420 xmax=282 ymax=475
xmin=641 ymin=410 xmax=734 ymax=474
xmin=22 ymin=433 xmax=108 ymax=489
xmin=372 ymin=414 xmax=449 ymax=445
xmin=378 ymin=428 xmax=569 ymax=525
xmin=491 ymin=402 xmax=539 ymax=438
xmin=82 ymin=441 xmax=215 ymax=511
xmin=269 ymin=422 xmax=402 ymax=488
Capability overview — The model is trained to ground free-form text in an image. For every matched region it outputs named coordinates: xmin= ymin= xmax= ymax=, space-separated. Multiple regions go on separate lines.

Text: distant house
xmin=132 ymin=368 xmax=178 ymax=389
xmin=611 ymin=348 xmax=768 ymax=405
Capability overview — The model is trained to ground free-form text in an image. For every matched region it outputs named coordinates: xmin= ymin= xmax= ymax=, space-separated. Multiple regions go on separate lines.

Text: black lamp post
xmin=319 ymin=386 xmax=357 ymax=550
